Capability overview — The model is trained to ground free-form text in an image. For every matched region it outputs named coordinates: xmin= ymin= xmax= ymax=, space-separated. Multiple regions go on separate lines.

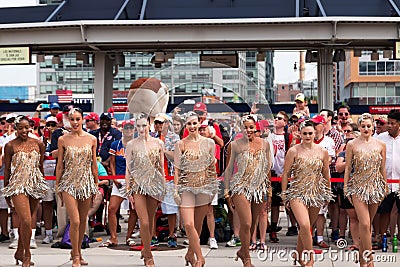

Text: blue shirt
xmin=109 ymin=140 xmax=126 ymax=175
xmin=90 ymin=128 xmax=122 ymax=162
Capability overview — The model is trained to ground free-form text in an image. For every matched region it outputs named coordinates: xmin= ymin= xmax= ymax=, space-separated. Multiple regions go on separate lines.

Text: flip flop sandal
xmin=249 ymin=242 xmax=257 ymax=251
xmin=99 ymin=240 xmax=117 ymax=247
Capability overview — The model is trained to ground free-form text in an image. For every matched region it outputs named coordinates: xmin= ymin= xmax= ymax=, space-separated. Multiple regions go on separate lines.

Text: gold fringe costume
xmin=283 ymin=155 xmax=333 ymax=207
xmin=126 ymin=148 xmax=166 ymax=199
xmin=230 ymin=141 xmax=272 ymax=203
xmin=345 ymin=149 xmax=388 ymax=204
xmin=2 ymin=142 xmax=48 ymax=199
xmin=176 ymin=139 xmax=218 ymax=196
xmin=57 ymin=144 xmax=98 ymax=200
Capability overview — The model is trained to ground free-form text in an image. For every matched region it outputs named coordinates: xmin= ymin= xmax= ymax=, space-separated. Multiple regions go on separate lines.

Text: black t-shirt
xmin=90 ymin=128 xmax=122 ymax=162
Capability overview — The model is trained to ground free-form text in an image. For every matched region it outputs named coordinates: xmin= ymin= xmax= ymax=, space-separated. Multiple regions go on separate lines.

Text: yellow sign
xmin=0 ymin=47 xmax=31 ymax=65
xmin=395 ymin=42 xmax=400 ymax=59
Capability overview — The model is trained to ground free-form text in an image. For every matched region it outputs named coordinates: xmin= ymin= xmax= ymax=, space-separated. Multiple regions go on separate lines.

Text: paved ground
xmin=0 ymin=211 xmax=398 ymax=267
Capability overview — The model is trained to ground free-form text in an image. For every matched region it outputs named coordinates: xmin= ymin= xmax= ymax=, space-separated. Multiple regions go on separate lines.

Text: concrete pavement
xmin=0 ymin=211 xmax=398 ymax=267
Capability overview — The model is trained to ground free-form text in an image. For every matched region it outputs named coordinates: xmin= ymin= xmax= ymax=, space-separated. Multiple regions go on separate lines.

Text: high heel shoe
xmin=184 ymin=253 xmax=196 ymax=266
xmin=72 ymin=256 xmax=81 ymax=267
xmin=22 ymin=258 xmax=33 ymax=267
xmin=69 ymin=251 xmax=88 ymax=265
xmin=194 ymin=258 xmax=205 ymax=267
xmin=14 ymin=252 xmax=34 ymax=266
xmin=140 ymin=250 xmax=155 ymax=267
xmin=235 ymin=250 xmax=254 ymax=267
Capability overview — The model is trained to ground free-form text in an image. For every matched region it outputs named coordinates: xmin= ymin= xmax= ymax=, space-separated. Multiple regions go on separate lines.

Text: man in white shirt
xmin=311 ymin=115 xmax=335 ymax=248
xmin=376 ymin=109 xmax=400 ymax=243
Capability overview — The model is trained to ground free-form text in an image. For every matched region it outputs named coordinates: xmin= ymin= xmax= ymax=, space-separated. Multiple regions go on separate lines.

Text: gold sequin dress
xmin=345 ymin=148 xmax=388 ymax=204
xmin=283 ymin=154 xmax=333 ymax=207
xmin=2 ymin=142 xmax=48 ymax=199
xmin=126 ymin=148 xmax=166 ymax=199
xmin=57 ymin=144 xmax=98 ymax=200
xmin=176 ymin=139 xmax=218 ymax=196
xmin=230 ymin=141 xmax=272 ymax=203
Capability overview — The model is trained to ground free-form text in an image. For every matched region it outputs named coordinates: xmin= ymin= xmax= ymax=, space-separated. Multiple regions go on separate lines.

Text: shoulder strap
xmin=284 ymin=131 xmax=290 ymax=153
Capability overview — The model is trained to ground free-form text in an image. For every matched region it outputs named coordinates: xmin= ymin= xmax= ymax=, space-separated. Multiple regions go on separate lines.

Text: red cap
xmin=26 ymin=115 xmax=33 ymax=121
xmin=56 ymin=112 xmax=63 ymax=123
xmin=311 ymin=115 xmax=326 ymax=125
xmin=31 ymin=117 xmax=40 ymax=128
xmin=255 ymin=122 xmax=261 ymax=131
xmin=193 ymin=102 xmax=207 ymax=112
xmin=122 ymin=119 xmax=135 ymax=128
xmin=259 ymin=120 xmax=269 ymax=131
xmin=84 ymin=112 xmax=100 ymax=122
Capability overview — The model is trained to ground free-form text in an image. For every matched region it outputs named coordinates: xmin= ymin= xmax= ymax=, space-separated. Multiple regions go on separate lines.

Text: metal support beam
xmin=45 ymin=0 xmax=68 ymax=22
xmin=315 ymin=0 xmax=327 ymax=17
xmin=140 ymin=0 xmax=148 ymax=20
xmin=295 ymin=0 xmax=300 ymax=17
xmin=317 ymin=48 xmax=334 ymax=111
xmin=114 ymin=0 xmax=131 ymax=20
xmin=388 ymin=0 xmax=400 ymax=16
xmin=93 ymin=52 xmax=114 ymax=114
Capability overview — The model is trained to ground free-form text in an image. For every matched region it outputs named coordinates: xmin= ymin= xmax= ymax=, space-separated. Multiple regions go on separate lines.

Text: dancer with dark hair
xmin=56 ymin=108 xmax=98 ymax=267
xmin=281 ymin=120 xmax=332 ymax=267
xmin=224 ymin=115 xmax=272 ymax=267
xmin=2 ymin=115 xmax=48 ymax=267
xmin=174 ymin=111 xmax=218 ymax=267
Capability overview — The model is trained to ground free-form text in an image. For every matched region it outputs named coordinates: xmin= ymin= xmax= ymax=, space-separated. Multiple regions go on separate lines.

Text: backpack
xmin=57 ymin=223 xmax=90 ymax=249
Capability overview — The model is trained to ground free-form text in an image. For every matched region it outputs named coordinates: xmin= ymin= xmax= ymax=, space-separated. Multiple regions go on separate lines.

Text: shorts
xmin=318 ymin=205 xmax=328 ymax=215
xmin=111 ymin=179 xmax=126 ymax=198
xmin=42 ymin=180 xmax=56 ymax=202
xmin=271 ymin=181 xmax=282 ymax=207
xmin=378 ymin=192 xmax=400 ymax=214
xmin=0 ymin=180 xmax=8 ymax=209
xmin=161 ymin=181 xmax=178 ymax=215
xmin=337 ymin=187 xmax=354 ymax=209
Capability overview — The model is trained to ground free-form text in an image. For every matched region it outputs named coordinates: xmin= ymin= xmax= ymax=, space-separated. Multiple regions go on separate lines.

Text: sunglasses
xmin=360 ymin=125 xmax=373 ymax=128
xmin=39 ymin=126 xmax=45 ymax=130
xmin=0 ymin=121 xmax=5 ymax=125
xmin=290 ymin=119 xmax=298 ymax=124
xmin=338 ymin=112 xmax=349 ymax=116
xmin=123 ymin=125 xmax=134 ymax=130
xmin=154 ymin=120 xmax=165 ymax=124
xmin=343 ymin=130 xmax=352 ymax=133
xmin=194 ymin=110 xmax=205 ymax=116
xmin=274 ymin=116 xmax=284 ymax=121
xmin=376 ymin=121 xmax=386 ymax=126
xmin=302 ymin=132 xmax=314 ymax=136
xmin=85 ymin=119 xmax=95 ymax=123
xmin=46 ymin=122 xmax=57 ymax=127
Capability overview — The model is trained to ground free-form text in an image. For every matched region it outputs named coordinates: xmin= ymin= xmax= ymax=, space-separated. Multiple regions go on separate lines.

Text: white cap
xmin=6 ymin=113 xmax=17 ymax=121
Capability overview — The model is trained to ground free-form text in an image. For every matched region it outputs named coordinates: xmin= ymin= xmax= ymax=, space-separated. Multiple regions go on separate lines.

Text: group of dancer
xmin=1 ymin=107 xmax=392 ymax=267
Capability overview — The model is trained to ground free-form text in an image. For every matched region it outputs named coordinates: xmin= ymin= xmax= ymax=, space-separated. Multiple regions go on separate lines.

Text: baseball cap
xmin=291 ymin=112 xmax=303 ymax=119
xmin=154 ymin=113 xmax=171 ymax=123
xmin=311 ymin=115 xmax=326 ymax=125
xmin=375 ymin=115 xmax=387 ymax=124
xmin=255 ymin=122 xmax=261 ymax=131
xmin=193 ymin=102 xmax=207 ymax=112
xmin=62 ymin=105 xmax=74 ymax=114
xmin=122 ymin=119 xmax=135 ymax=128
xmin=56 ymin=112 xmax=63 ymax=123
xmin=295 ymin=93 xmax=305 ymax=103
xmin=200 ymin=120 xmax=209 ymax=128
xmin=50 ymin=103 xmax=60 ymax=109
xmin=100 ymin=112 xmax=113 ymax=121
xmin=6 ymin=113 xmax=17 ymax=122
xmin=258 ymin=120 xmax=270 ymax=130
xmin=46 ymin=116 xmax=58 ymax=124
xmin=84 ymin=112 xmax=100 ymax=122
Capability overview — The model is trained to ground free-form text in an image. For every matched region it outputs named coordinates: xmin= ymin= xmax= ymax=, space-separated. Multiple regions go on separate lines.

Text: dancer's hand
xmin=173 ymin=192 xmax=181 ymax=206
xmin=226 ymin=196 xmax=235 ymax=211
xmin=128 ymin=195 xmax=135 ymax=207
xmin=58 ymin=193 xmax=64 ymax=207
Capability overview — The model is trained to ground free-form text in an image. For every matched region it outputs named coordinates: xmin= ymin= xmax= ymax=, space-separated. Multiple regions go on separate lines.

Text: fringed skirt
xmin=345 ymin=174 xmax=388 ymax=204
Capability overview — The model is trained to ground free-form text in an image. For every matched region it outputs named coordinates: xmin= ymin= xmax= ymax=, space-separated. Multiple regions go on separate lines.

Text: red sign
xmin=369 ymin=106 xmax=400 ymax=114
xmin=112 ymin=90 xmax=129 ymax=98
xmin=112 ymin=104 xmax=128 ymax=112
